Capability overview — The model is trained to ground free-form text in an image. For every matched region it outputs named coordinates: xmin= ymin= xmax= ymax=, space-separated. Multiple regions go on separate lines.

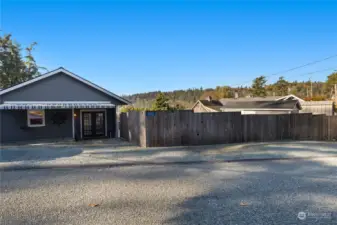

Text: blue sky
xmin=2 ymin=0 xmax=337 ymax=95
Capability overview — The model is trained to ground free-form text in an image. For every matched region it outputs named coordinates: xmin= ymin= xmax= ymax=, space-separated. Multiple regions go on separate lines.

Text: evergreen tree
xmin=152 ymin=92 xmax=171 ymax=111
xmin=274 ymin=76 xmax=289 ymax=96
xmin=0 ymin=34 xmax=45 ymax=89
xmin=251 ymin=76 xmax=267 ymax=97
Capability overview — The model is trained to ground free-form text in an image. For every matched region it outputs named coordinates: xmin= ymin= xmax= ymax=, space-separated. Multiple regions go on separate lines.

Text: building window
xmin=27 ymin=110 xmax=45 ymax=127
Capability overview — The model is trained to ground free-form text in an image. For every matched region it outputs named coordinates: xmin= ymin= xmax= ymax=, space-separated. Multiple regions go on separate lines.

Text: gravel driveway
xmin=1 ymin=141 xmax=337 ymax=170
xmin=1 ymin=157 xmax=337 ymax=225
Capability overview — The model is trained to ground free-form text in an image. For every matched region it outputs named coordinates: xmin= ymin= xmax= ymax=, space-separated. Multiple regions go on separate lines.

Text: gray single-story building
xmin=0 ymin=67 xmax=130 ymax=144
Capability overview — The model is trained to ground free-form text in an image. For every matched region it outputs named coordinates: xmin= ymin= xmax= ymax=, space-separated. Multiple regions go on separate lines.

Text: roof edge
xmin=0 ymin=67 xmax=131 ymax=105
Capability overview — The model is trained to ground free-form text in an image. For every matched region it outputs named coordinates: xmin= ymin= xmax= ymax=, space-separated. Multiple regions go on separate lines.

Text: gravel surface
xmin=1 ymin=157 xmax=337 ymax=225
xmin=1 ymin=141 xmax=337 ymax=170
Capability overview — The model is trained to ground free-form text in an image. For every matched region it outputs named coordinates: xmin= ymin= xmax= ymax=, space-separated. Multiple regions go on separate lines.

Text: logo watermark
xmin=297 ymin=211 xmax=334 ymax=221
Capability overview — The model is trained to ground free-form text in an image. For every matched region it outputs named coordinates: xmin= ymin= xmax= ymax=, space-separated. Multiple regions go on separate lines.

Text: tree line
xmin=124 ymin=74 xmax=337 ymax=110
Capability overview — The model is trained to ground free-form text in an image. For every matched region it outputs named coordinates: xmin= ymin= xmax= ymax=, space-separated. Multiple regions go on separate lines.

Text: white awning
xmin=0 ymin=101 xmax=115 ymax=110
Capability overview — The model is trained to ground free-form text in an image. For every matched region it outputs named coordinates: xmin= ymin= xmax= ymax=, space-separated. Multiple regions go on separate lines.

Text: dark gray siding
xmin=1 ymin=109 xmax=72 ymax=143
xmin=106 ymin=108 xmax=116 ymax=138
xmin=74 ymin=109 xmax=81 ymax=140
xmin=0 ymin=72 xmax=125 ymax=105
xmin=0 ymin=111 xmax=3 ymax=144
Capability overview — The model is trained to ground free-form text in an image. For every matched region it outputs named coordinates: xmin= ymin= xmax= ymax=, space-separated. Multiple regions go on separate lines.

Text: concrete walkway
xmin=1 ymin=140 xmax=337 ymax=171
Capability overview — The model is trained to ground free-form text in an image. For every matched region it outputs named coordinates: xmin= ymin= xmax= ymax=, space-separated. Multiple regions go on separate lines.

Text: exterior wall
xmin=193 ymin=102 xmax=207 ymax=113
xmin=0 ymin=72 xmax=125 ymax=105
xmin=300 ymin=104 xmax=334 ymax=116
xmin=1 ymin=109 xmax=72 ymax=143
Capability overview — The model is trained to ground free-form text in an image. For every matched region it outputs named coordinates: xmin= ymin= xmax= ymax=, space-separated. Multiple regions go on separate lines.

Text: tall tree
xmin=152 ymin=92 xmax=171 ymax=111
xmin=251 ymin=76 xmax=267 ymax=97
xmin=325 ymin=72 xmax=337 ymax=98
xmin=200 ymin=90 xmax=218 ymax=100
xmin=215 ymin=86 xmax=233 ymax=98
xmin=274 ymin=76 xmax=289 ymax=96
xmin=0 ymin=34 xmax=44 ymax=89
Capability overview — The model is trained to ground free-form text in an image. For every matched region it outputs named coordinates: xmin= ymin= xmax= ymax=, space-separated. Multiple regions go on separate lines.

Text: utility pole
xmin=310 ymin=78 xmax=313 ymax=97
xmin=335 ymin=83 xmax=337 ymax=102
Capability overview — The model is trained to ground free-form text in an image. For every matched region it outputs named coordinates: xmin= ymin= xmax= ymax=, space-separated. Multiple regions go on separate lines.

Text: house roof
xmin=219 ymin=94 xmax=306 ymax=103
xmin=219 ymin=96 xmax=281 ymax=104
xmin=198 ymin=99 xmax=224 ymax=111
xmin=0 ymin=67 xmax=131 ymax=104
xmin=194 ymin=96 xmax=302 ymax=111
xmin=276 ymin=94 xmax=305 ymax=102
xmin=221 ymin=100 xmax=301 ymax=110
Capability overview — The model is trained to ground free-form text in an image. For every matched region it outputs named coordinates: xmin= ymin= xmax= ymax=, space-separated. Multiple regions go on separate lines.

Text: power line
xmin=234 ymin=67 xmax=336 ymax=88
xmin=293 ymin=67 xmax=336 ymax=79
xmin=232 ymin=54 xmax=337 ymax=87
xmin=268 ymin=54 xmax=337 ymax=78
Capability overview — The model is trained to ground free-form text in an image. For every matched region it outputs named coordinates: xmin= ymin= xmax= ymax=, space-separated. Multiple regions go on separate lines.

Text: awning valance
xmin=0 ymin=101 xmax=115 ymax=110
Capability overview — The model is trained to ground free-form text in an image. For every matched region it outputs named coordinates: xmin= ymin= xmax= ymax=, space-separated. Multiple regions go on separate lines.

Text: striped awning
xmin=0 ymin=101 xmax=115 ymax=110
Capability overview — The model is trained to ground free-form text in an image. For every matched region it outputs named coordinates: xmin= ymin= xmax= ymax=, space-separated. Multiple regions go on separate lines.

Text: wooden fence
xmin=120 ymin=111 xmax=147 ymax=147
xmin=120 ymin=111 xmax=337 ymax=147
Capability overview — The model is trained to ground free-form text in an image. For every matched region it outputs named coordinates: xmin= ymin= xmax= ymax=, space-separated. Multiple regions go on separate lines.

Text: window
xmin=27 ymin=110 xmax=45 ymax=127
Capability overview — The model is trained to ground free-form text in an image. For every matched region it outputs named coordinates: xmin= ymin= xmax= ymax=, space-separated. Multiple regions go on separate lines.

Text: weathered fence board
xmin=120 ymin=111 xmax=337 ymax=147
xmin=120 ymin=111 xmax=146 ymax=146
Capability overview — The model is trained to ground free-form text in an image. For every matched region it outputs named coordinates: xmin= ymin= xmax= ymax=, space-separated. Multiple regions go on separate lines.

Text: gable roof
xmin=220 ymin=100 xmax=301 ymax=110
xmin=276 ymin=94 xmax=305 ymax=102
xmin=191 ymin=99 xmax=223 ymax=111
xmin=0 ymin=67 xmax=130 ymax=104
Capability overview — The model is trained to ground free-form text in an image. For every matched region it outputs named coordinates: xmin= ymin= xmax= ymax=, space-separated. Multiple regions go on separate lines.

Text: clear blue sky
xmin=2 ymin=0 xmax=337 ymax=95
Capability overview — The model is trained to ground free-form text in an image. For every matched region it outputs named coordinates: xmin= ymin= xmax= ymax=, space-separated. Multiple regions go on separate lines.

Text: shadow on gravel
xmin=1 ymin=156 xmax=337 ymax=224
xmin=1 ymin=141 xmax=337 ymax=224
xmin=0 ymin=147 xmax=82 ymax=162
xmin=164 ymin=159 xmax=337 ymax=225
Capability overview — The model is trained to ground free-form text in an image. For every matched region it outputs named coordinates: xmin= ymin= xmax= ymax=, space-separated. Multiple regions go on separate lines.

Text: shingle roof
xmin=220 ymin=100 xmax=300 ymax=109
xmin=199 ymin=99 xmax=223 ymax=111
xmin=219 ymin=96 xmax=281 ymax=104
xmin=198 ymin=98 xmax=301 ymax=111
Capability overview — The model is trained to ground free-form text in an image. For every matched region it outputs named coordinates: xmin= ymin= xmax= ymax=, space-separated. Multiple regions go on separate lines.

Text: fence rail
xmin=120 ymin=111 xmax=337 ymax=147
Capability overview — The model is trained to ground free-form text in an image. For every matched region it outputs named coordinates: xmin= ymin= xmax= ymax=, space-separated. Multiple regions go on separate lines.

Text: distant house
xmin=192 ymin=96 xmax=301 ymax=114
xmin=192 ymin=94 xmax=335 ymax=115
xmin=192 ymin=96 xmax=223 ymax=112
xmin=276 ymin=94 xmax=335 ymax=116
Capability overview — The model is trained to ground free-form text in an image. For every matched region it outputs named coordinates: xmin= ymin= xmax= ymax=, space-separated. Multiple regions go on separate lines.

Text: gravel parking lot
xmin=1 ymin=156 xmax=337 ymax=225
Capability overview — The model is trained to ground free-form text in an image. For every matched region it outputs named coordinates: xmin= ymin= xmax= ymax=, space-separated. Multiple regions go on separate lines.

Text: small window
xmin=27 ymin=110 xmax=45 ymax=127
